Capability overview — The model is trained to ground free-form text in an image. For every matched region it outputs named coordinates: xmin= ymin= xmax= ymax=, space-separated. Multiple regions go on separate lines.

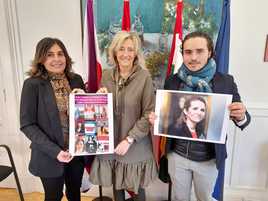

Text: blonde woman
xmin=90 ymin=31 xmax=157 ymax=201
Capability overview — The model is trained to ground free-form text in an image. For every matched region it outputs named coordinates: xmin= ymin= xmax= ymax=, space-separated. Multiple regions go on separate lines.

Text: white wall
xmin=230 ymin=1 xmax=268 ymax=105
xmin=0 ymin=0 xmax=83 ymax=193
xmin=17 ymin=0 xmax=84 ymax=79
xmin=0 ymin=0 xmax=268 ymax=200
xmin=0 ymin=0 xmax=30 ymax=192
xmin=224 ymin=1 xmax=268 ymax=200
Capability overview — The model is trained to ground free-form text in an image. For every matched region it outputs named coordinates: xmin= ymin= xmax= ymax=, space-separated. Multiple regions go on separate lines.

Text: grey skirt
xmin=89 ymin=156 xmax=158 ymax=194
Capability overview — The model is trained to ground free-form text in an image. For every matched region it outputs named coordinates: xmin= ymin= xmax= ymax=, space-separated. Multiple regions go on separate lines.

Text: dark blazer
xmin=163 ymin=72 xmax=251 ymax=200
xmin=20 ymin=74 xmax=84 ymax=178
xmin=164 ymin=72 xmax=251 ymax=167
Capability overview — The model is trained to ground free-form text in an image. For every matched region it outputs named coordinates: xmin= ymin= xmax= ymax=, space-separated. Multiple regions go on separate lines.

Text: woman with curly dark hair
xmin=20 ymin=37 xmax=85 ymax=201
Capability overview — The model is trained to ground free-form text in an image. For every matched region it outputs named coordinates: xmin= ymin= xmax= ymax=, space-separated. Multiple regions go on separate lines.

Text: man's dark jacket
xmin=162 ymin=72 xmax=251 ymax=200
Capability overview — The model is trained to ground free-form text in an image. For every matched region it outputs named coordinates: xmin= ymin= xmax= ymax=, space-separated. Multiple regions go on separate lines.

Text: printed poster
xmin=69 ymin=93 xmax=114 ymax=155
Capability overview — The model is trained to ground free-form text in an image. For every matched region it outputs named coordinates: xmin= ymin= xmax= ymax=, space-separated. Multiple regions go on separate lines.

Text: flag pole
xmin=162 ymin=1 xmax=183 ymax=201
xmin=92 ymin=185 xmax=113 ymax=201
xmin=121 ymin=1 xmax=135 ymax=200
xmin=84 ymin=0 xmax=112 ymax=200
xmin=80 ymin=0 xmax=84 ymax=43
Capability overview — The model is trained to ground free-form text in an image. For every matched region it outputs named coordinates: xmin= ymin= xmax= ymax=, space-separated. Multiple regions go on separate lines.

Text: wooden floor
xmin=0 ymin=188 xmax=94 ymax=201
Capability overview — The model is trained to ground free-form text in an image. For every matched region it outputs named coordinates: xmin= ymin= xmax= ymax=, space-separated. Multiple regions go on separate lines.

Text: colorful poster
xmin=69 ymin=93 xmax=114 ymax=155
xmin=154 ymin=90 xmax=232 ymax=144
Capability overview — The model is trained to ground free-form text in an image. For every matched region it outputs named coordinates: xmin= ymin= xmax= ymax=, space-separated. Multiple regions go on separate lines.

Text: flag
xmin=83 ymin=0 xmax=102 ymax=93
xmin=122 ymin=0 xmax=131 ymax=31
xmin=166 ymin=0 xmax=183 ymax=77
xmin=212 ymin=159 xmax=225 ymax=201
xmin=212 ymin=1 xmax=230 ymax=200
xmin=121 ymin=0 xmax=136 ymax=198
xmin=215 ymin=0 xmax=230 ymax=74
xmin=83 ymin=0 xmax=102 ymax=177
xmin=157 ymin=0 xmax=184 ymax=177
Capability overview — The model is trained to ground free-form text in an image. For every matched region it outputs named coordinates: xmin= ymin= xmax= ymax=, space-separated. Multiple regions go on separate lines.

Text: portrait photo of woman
xmin=168 ymin=96 xmax=208 ymax=140
xmin=155 ymin=90 xmax=233 ymax=144
xmin=75 ymin=138 xmax=85 ymax=154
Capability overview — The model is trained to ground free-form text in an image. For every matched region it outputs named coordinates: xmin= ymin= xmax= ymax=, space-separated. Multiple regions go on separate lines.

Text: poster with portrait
xmin=69 ymin=93 xmax=114 ymax=155
xmin=154 ymin=90 xmax=232 ymax=144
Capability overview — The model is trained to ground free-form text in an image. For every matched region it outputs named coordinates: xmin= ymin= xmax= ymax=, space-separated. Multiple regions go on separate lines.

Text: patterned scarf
xmin=49 ymin=72 xmax=71 ymax=149
xmin=177 ymin=59 xmax=216 ymax=92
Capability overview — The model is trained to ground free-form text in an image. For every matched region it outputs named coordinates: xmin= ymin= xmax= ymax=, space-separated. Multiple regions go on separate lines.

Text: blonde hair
xmin=108 ymin=31 xmax=145 ymax=67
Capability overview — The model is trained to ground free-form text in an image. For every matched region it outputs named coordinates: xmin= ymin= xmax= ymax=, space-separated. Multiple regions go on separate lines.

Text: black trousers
xmin=40 ymin=156 xmax=84 ymax=201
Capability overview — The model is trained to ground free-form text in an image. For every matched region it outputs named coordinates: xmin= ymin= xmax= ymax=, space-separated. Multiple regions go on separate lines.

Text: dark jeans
xmin=40 ymin=156 xmax=84 ymax=201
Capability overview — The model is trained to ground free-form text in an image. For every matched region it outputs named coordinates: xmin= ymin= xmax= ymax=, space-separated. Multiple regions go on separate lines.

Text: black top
xmin=168 ymin=122 xmax=215 ymax=161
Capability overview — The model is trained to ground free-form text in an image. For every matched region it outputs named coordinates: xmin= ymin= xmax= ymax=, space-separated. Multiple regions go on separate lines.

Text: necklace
xmin=189 ymin=127 xmax=196 ymax=132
